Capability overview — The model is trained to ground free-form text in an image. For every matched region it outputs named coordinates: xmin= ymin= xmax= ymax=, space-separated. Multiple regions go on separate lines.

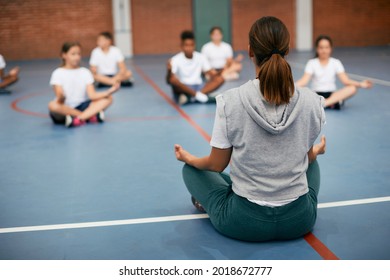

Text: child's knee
xmin=48 ymin=100 xmax=59 ymax=111
xmin=348 ymin=85 xmax=357 ymax=94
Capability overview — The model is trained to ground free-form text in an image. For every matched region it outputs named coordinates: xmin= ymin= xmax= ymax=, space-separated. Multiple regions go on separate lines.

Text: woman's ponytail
xmin=249 ymin=17 xmax=294 ymax=105
xmin=258 ymin=53 xmax=294 ymax=105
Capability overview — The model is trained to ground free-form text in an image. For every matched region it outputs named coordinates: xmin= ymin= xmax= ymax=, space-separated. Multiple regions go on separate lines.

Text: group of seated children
xmin=167 ymin=27 xmax=243 ymax=105
xmin=48 ymin=32 xmax=134 ymax=128
xmin=166 ymin=28 xmax=372 ymax=108
xmin=4 ymin=28 xmax=372 ymax=129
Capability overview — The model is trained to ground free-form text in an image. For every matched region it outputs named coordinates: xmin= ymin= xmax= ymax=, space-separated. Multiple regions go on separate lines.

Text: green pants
xmin=182 ymin=161 xmax=320 ymax=242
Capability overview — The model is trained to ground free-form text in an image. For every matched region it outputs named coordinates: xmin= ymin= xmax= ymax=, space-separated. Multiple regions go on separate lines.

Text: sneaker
xmin=121 ymin=77 xmax=134 ymax=87
xmin=97 ymin=111 xmax=105 ymax=122
xmin=191 ymin=196 xmax=206 ymax=213
xmin=0 ymin=88 xmax=11 ymax=94
xmin=65 ymin=115 xmax=85 ymax=128
xmin=195 ymin=91 xmax=209 ymax=103
xmin=88 ymin=111 xmax=105 ymax=124
xmin=178 ymin=94 xmax=189 ymax=105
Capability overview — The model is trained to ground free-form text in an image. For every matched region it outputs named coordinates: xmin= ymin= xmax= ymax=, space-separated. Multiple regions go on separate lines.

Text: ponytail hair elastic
xmin=256 ymin=49 xmax=286 ymax=64
xmin=270 ymin=49 xmax=285 ymax=57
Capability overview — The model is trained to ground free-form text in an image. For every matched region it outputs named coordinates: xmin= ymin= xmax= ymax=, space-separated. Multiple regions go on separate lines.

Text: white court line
xmin=288 ymin=61 xmax=390 ymax=87
xmin=318 ymin=196 xmax=390 ymax=208
xmin=0 ymin=196 xmax=389 ymax=234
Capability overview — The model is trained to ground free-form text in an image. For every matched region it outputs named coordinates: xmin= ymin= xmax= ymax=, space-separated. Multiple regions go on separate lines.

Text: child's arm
xmin=90 ymin=65 xmax=116 ymax=84
xmin=175 ymin=144 xmax=232 ymax=173
xmin=166 ymin=59 xmax=173 ymax=83
xmin=52 ymin=85 xmax=66 ymax=103
xmin=86 ymin=83 xmax=120 ymax=101
xmin=116 ymin=61 xmax=128 ymax=77
xmin=337 ymin=72 xmax=373 ymax=88
xmin=295 ymin=73 xmax=312 ymax=87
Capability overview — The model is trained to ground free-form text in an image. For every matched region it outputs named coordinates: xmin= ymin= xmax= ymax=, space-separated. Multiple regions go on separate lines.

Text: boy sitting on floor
xmin=166 ymin=30 xmax=224 ymax=105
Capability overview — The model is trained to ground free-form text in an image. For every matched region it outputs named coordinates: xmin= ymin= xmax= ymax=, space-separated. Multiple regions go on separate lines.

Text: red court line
xmin=134 ymin=63 xmax=340 ymax=261
xmin=133 ymin=64 xmax=211 ymax=142
xmin=304 ymin=233 xmax=339 ymax=260
xmin=11 ymin=92 xmax=50 ymax=118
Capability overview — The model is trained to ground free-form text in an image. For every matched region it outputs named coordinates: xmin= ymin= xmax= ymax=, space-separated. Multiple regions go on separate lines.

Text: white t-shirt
xmin=50 ymin=67 xmax=94 ymax=108
xmin=201 ymin=41 xmax=233 ymax=69
xmin=0 ymin=55 xmax=6 ymax=70
xmin=171 ymin=51 xmax=211 ymax=85
xmin=304 ymin=57 xmax=345 ymax=92
xmin=89 ymin=46 xmax=124 ymax=75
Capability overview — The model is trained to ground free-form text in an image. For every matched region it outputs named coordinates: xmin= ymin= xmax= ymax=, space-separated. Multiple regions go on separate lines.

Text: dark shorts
xmin=96 ymin=74 xmax=133 ymax=88
xmin=316 ymin=92 xmax=341 ymax=110
xmin=316 ymin=92 xmax=333 ymax=99
xmin=49 ymin=100 xmax=91 ymax=125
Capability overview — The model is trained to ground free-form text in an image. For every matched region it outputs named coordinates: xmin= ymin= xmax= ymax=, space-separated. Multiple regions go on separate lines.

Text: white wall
xmin=112 ymin=0 xmax=133 ymax=57
xmin=296 ymin=0 xmax=313 ymax=51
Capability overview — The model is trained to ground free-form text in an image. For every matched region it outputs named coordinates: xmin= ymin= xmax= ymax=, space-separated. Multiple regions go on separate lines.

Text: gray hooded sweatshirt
xmin=216 ymin=79 xmax=325 ymax=202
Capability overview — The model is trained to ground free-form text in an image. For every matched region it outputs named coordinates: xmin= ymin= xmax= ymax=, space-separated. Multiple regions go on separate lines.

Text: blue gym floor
xmin=0 ymin=47 xmax=389 ymax=260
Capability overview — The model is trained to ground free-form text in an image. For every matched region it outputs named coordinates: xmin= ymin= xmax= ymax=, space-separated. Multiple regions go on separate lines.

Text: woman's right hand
xmin=174 ymin=144 xmax=193 ymax=164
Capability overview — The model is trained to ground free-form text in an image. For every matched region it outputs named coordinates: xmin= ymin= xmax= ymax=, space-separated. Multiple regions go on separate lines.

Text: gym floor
xmin=0 ymin=46 xmax=389 ymax=260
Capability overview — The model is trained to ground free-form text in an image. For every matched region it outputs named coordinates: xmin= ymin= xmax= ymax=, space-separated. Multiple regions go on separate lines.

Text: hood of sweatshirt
xmin=239 ymin=79 xmax=302 ymax=135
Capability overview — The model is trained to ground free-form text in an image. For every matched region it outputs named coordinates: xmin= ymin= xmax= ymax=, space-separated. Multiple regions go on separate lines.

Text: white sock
xmin=195 ymin=91 xmax=208 ymax=103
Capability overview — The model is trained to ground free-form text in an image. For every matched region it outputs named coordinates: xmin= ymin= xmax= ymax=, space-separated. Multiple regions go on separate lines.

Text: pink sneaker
xmin=65 ymin=116 xmax=85 ymax=128
xmin=87 ymin=111 xmax=105 ymax=124
xmin=88 ymin=115 xmax=98 ymax=123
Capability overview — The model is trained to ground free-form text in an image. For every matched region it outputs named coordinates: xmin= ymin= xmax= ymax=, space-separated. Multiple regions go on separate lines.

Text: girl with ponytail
xmin=174 ymin=17 xmax=326 ymax=241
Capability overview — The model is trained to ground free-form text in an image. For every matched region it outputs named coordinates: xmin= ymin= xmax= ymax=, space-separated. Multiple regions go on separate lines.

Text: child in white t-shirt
xmin=296 ymin=35 xmax=372 ymax=109
xmin=48 ymin=42 xmax=119 ymax=128
xmin=0 ymin=54 xmax=20 ymax=94
xmin=166 ymin=30 xmax=224 ymax=105
xmin=201 ymin=26 xmax=243 ymax=81
xmin=90 ymin=32 xmax=133 ymax=87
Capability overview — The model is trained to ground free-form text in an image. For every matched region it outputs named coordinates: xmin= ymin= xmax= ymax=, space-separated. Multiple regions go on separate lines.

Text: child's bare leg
xmin=324 ymin=86 xmax=357 ymax=107
xmin=115 ymin=70 xmax=132 ymax=82
xmin=78 ymin=96 xmax=113 ymax=120
xmin=221 ymin=61 xmax=242 ymax=81
xmin=48 ymin=100 xmax=82 ymax=117
xmin=94 ymin=74 xmax=116 ymax=85
xmin=0 ymin=67 xmax=19 ymax=88
xmin=200 ymin=75 xmax=224 ymax=94
xmin=168 ymin=74 xmax=196 ymax=97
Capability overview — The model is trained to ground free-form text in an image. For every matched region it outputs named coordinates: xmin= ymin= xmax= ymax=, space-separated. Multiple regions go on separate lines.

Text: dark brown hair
xmin=60 ymin=41 xmax=81 ymax=66
xmin=315 ymin=35 xmax=333 ymax=57
xmin=99 ymin=31 xmax=113 ymax=41
xmin=210 ymin=26 xmax=223 ymax=35
xmin=249 ymin=16 xmax=294 ymax=105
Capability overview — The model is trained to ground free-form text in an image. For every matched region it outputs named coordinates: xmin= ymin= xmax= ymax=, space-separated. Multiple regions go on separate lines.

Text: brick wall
xmin=131 ymin=0 xmax=192 ymax=55
xmin=231 ymin=0 xmax=296 ymax=51
xmin=0 ymin=0 xmax=113 ymax=60
xmin=313 ymin=0 xmax=390 ymax=47
xmin=1 ymin=0 xmax=389 ymax=60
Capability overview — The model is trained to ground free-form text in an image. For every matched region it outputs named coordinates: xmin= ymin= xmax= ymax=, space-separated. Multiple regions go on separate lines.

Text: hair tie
xmin=270 ymin=49 xmax=284 ymax=56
